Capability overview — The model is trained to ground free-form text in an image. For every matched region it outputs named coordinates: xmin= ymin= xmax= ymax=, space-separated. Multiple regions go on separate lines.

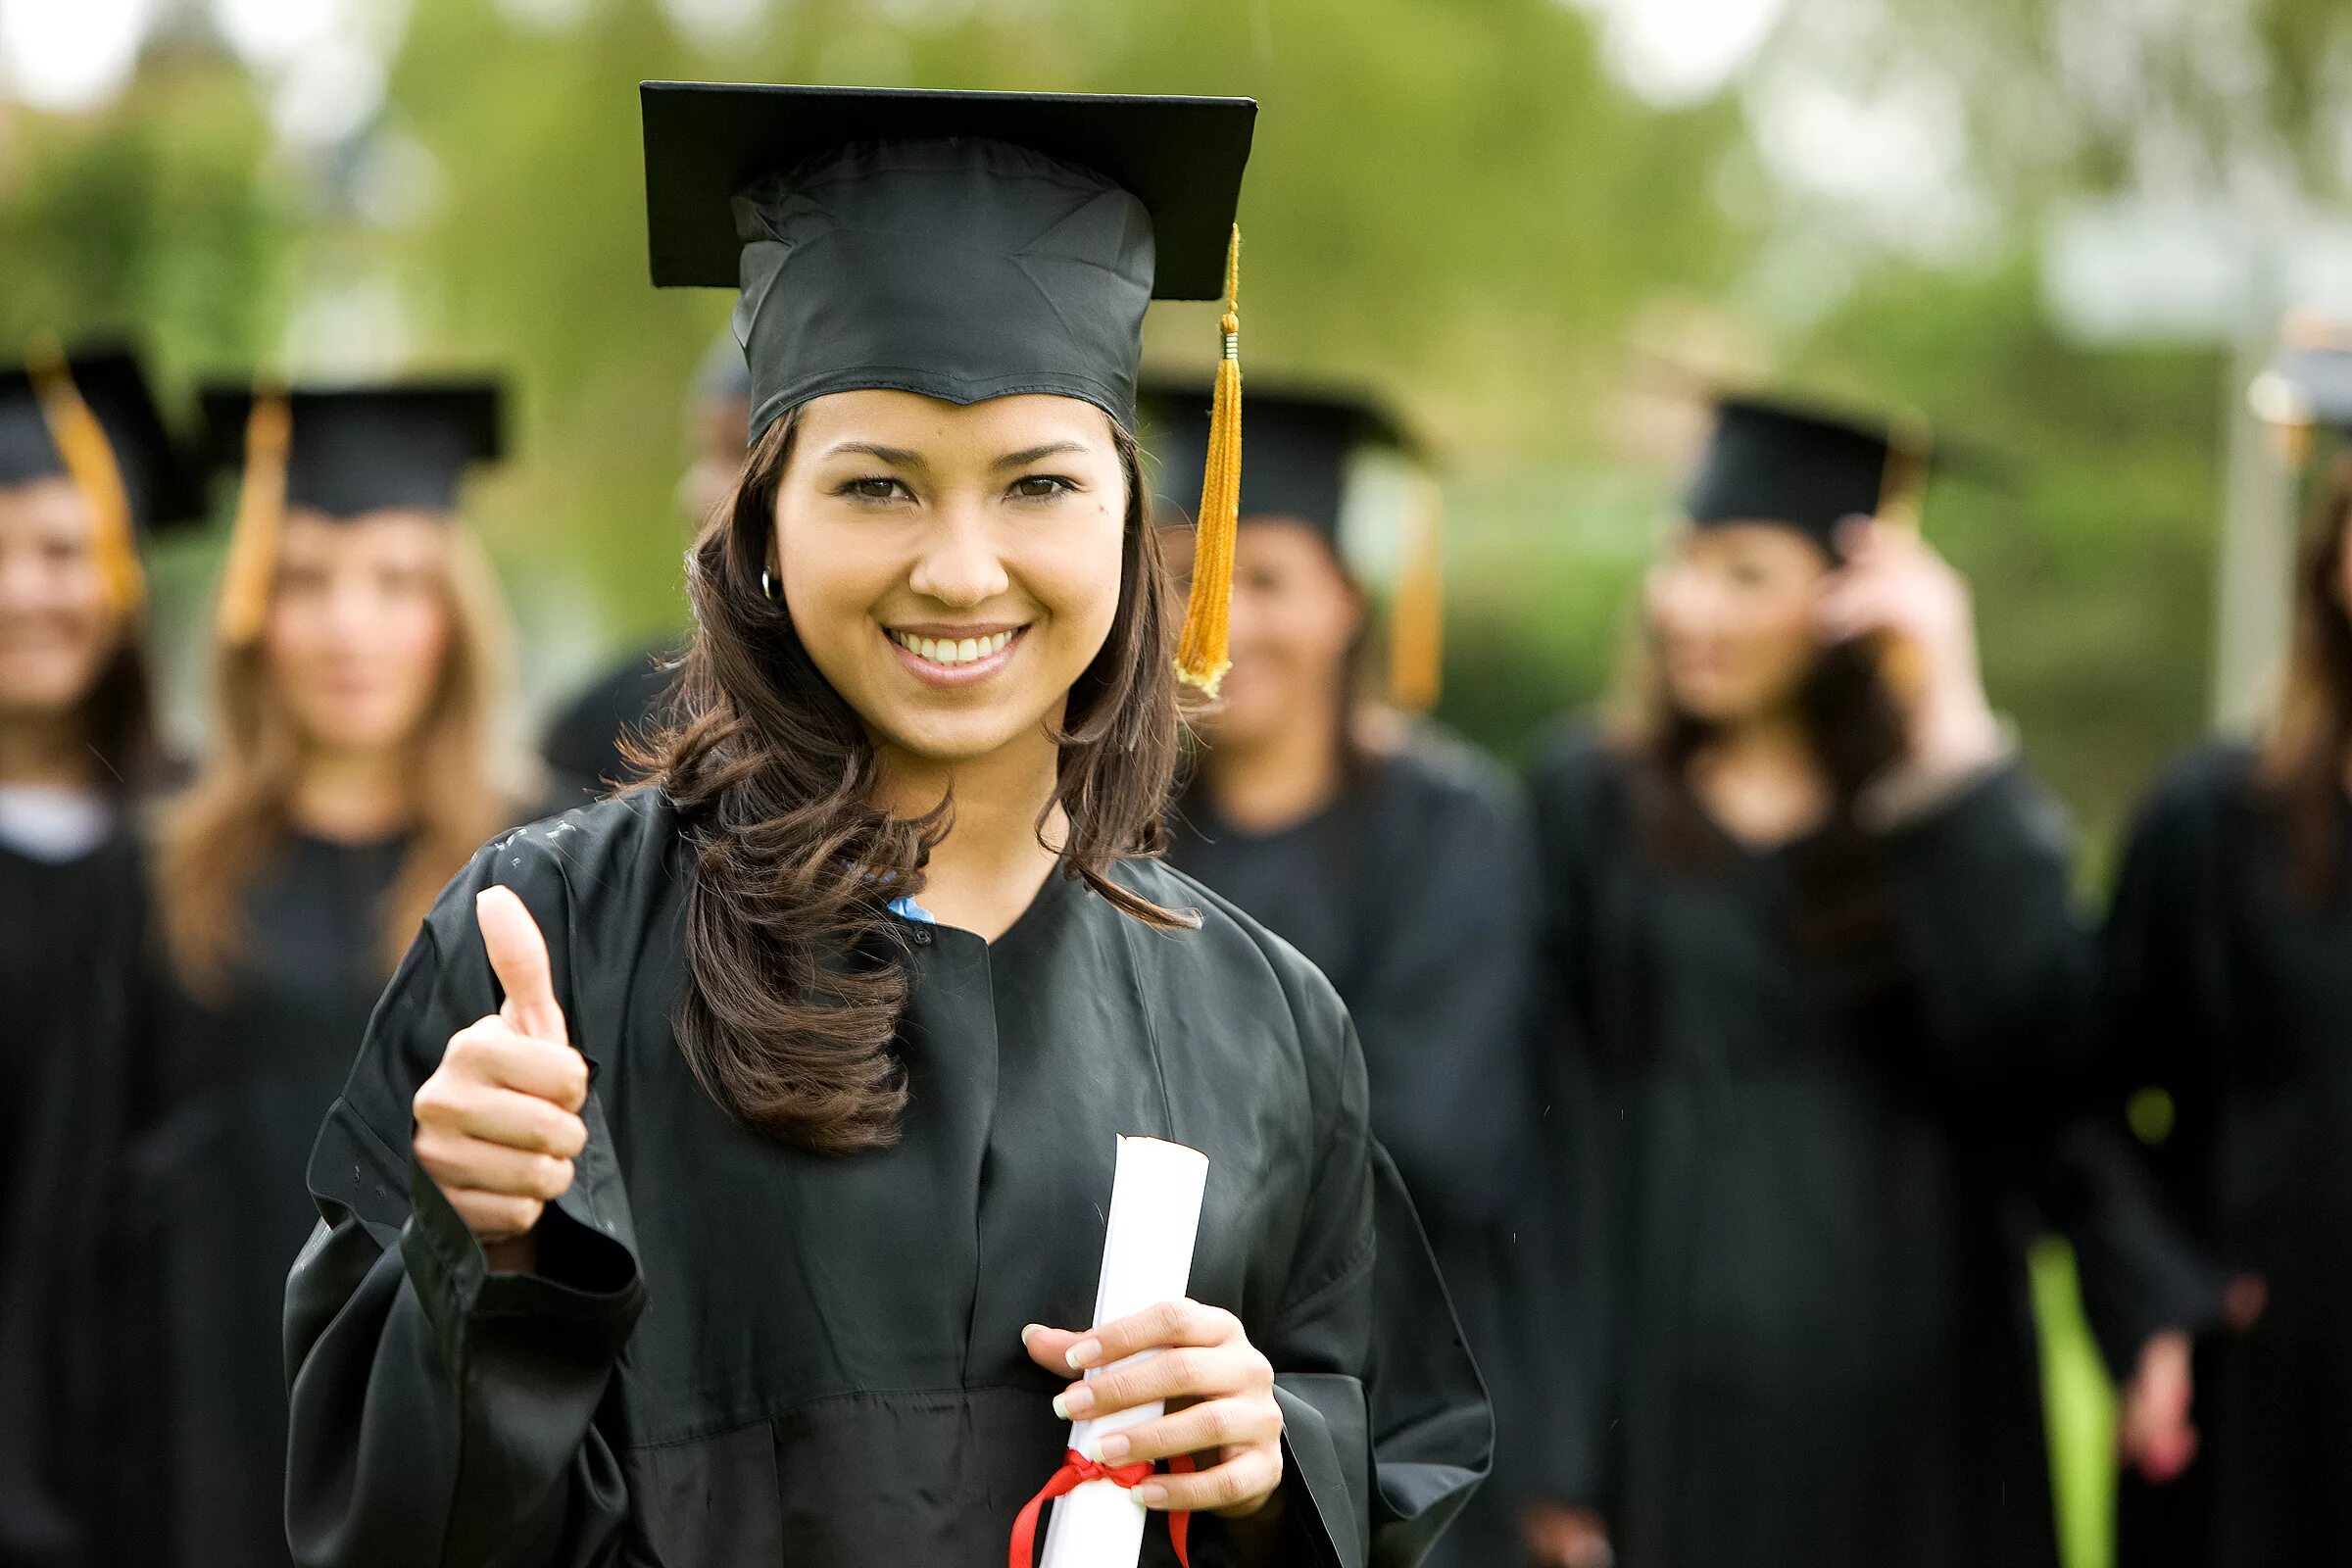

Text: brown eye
xmin=1009 ymin=475 xmax=1074 ymax=500
xmin=840 ymin=476 xmax=906 ymax=502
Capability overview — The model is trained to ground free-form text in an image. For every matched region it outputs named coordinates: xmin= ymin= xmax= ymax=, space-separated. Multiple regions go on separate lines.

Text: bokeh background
xmin=6 ymin=1 xmax=2350 ymax=1562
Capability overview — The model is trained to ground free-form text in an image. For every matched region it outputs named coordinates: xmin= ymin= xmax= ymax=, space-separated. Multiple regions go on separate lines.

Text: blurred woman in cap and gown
xmin=125 ymin=379 xmax=518 ymax=1566
xmin=1519 ymin=396 xmax=2091 ymax=1568
xmin=0 ymin=344 xmax=199 ymax=1568
xmin=278 ymin=82 xmax=1489 ymax=1568
xmin=1145 ymin=382 xmax=1543 ymax=1566
xmin=2070 ymin=334 xmax=2352 ymax=1567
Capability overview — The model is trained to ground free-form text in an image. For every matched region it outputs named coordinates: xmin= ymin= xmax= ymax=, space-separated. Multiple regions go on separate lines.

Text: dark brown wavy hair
xmin=2255 ymin=453 xmax=2352 ymax=906
xmin=643 ymin=405 xmax=1189 ymax=1153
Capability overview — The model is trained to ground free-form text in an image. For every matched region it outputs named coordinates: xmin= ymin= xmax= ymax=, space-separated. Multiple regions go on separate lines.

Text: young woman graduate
xmin=1143 ymin=385 xmax=1541 ymax=1567
xmin=129 ymin=382 xmax=517 ymax=1566
xmin=1520 ymin=397 xmax=2091 ymax=1568
xmin=282 ymin=83 xmax=1489 ymax=1568
xmin=0 ymin=344 xmax=198 ymax=1568
xmin=2070 ymin=337 xmax=2352 ymax=1566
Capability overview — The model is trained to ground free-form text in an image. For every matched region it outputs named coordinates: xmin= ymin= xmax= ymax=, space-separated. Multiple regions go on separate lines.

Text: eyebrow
xmin=822 ymin=441 xmax=928 ymax=468
xmin=993 ymin=442 xmax=1089 ymax=469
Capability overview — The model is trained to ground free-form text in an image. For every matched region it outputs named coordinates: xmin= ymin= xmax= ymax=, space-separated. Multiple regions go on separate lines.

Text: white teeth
xmin=891 ymin=628 xmax=1018 ymax=666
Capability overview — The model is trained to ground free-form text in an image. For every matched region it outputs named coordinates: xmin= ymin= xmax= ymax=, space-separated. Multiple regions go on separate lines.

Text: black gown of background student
xmin=122 ymin=833 xmax=412 ymax=1568
xmin=538 ymin=648 xmax=677 ymax=808
xmin=2073 ymin=745 xmax=2352 ymax=1566
xmin=1165 ymin=725 xmax=1543 ymax=1565
xmin=283 ymin=791 xmax=1491 ymax=1568
xmin=0 ymin=827 xmax=148 ymax=1568
xmin=1526 ymin=726 xmax=2088 ymax=1568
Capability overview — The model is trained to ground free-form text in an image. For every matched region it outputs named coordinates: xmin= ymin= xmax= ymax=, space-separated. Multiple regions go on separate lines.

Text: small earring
xmin=760 ymin=568 xmax=782 ymax=603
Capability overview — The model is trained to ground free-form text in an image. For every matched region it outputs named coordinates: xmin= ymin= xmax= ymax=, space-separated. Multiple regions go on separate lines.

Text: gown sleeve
xmin=1874 ymin=760 xmax=2100 ymax=1099
xmin=282 ymin=832 xmax=646 ymax=1568
xmin=1258 ymin=983 xmax=1493 ymax=1568
xmin=1345 ymin=766 xmax=1544 ymax=1238
xmin=2052 ymin=761 xmax=2232 ymax=1376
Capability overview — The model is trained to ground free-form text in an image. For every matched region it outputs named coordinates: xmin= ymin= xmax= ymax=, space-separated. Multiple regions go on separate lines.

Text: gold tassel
xmin=216 ymin=387 xmax=292 ymax=647
xmin=1173 ymin=225 xmax=1243 ymax=697
xmin=1874 ymin=416 xmax=1933 ymax=698
xmin=26 ymin=340 xmax=144 ymax=621
xmin=1388 ymin=468 xmax=1445 ymax=713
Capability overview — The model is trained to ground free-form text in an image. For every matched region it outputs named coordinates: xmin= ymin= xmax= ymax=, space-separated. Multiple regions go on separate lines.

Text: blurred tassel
xmin=216 ymin=387 xmax=292 ymax=647
xmin=1174 ymin=226 xmax=1243 ymax=697
xmin=1874 ymin=416 xmax=1933 ymax=698
xmin=27 ymin=339 xmax=144 ymax=620
xmin=1388 ymin=469 xmax=1445 ymax=713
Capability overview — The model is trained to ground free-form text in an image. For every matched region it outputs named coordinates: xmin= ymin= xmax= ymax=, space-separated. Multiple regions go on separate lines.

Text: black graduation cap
xmin=0 ymin=345 xmax=202 ymax=532
xmin=1140 ymin=382 xmax=1411 ymax=543
xmin=639 ymin=81 xmax=1255 ymax=437
xmin=198 ymin=381 xmax=504 ymax=518
xmin=1685 ymin=396 xmax=1934 ymax=550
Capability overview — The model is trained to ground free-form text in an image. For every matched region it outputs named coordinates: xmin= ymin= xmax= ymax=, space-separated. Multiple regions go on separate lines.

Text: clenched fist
xmin=412 ymin=885 xmax=589 ymax=1261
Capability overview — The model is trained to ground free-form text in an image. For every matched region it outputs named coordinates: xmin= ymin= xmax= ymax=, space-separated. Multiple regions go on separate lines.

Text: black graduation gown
xmin=0 ymin=828 xmax=147 ymax=1568
xmin=128 ymin=833 xmax=412 ymax=1568
xmin=283 ymin=790 xmax=1491 ymax=1568
xmin=2076 ymin=745 xmax=2352 ymax=1566
xmin=1166 ymin=730 xmax=1543 ymax=1566
xmin=1526 ymin=728 xmax=2088 ymax=1568
xmin=538 ymin=649 xmax=677 ymax=809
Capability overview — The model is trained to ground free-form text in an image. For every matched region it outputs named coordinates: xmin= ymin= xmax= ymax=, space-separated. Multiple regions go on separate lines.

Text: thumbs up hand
xmin=412 ymin=886 xmax=591 ymax=1252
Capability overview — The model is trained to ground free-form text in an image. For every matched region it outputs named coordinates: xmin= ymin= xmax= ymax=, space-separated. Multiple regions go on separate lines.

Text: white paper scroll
xmin=1037 ymin=1135 xmax=1211 ymax=1568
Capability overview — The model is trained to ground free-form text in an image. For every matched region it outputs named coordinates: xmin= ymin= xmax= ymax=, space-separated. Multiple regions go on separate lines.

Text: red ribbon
xmin=1008 ymin=1448 xmax=1196 ymax=1568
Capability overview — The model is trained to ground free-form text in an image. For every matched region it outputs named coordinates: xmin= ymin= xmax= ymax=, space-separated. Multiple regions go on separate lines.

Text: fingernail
xmin=1020 ymin=1323 xmax=1043 ymax=1348
xmin=1053 ymin=1385 xmax=1094 ymax=1419
xmin=1067 ymin=1338 xmax=1102 ymax=1370
xmin=1137 ymin=1484 xmax=1167 ymax=1507
xmin=1099 ymin=1433 xmax=1130 ymax=1461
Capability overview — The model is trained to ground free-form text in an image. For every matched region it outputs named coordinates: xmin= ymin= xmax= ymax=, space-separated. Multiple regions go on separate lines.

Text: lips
xmin=887 ymin=627 xmax=1017 ymax=667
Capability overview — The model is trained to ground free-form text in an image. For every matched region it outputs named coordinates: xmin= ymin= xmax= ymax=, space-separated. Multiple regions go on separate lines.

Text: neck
xmin=1201 ymin=695 xmax=1348 ymax=835
xmin=288 ymin=743 xmax=416 ymax=843
xmin=1689 ymin=704 xmax=1829 ymax=848
xmin=0 ymin=709 xmax=93 ymax=791
xmin=875 ymin=720 xmax=1066 ymax=941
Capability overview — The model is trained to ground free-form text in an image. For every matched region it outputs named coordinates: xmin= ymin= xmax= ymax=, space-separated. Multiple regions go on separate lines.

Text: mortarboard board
xmin=1141 ymin=381 xmax=1445 ymax=711
xmin=198 ymin=379 xmax=506 ymax=645
xmin=1685 ymin=395 xmax=1935 ymax=552
xmin=0 ymin=342 xmax=203 ymax=619
xmin=640 ymin=80 xmax=1257 ymax=694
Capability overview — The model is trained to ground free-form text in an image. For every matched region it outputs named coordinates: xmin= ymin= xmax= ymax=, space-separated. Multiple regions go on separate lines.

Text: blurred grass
xmin=2036 ymin=1241 xmax=2119 ymax=1568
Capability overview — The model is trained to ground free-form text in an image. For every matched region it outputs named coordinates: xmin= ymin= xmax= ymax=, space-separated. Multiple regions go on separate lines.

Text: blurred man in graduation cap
xmin=1520 ymin=393 xmax=2091 ymax=1568
xmin=1146 ymin=382 xmax=1543 ymax=1565
xmin=0 ymin=342 xmax=199 ymax=1568
xmin=281 ymin=81 xmax=1490 ymax=1568
xmin=125 ymin=379 xmax=519 ymax=1567
xmin=2066 ymin=315 xmax=2352 ymax=1566
xmin=537 ymin=330 xmax=752 ymax=806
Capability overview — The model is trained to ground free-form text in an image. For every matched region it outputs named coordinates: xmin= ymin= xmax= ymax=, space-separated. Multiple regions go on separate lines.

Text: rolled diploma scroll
xmin=1037 ymin=1136 xmax=1212 ymax=1568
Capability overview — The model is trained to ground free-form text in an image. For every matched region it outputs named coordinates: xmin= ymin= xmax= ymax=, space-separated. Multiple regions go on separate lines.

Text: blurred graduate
xmin=2070 ymin=326 xmax=2352 ymax=1565
xmin=1520 ymin=396 xmax=2092 ymax=1568
xmin=281 ymin=82 xmax=1488 ymax=1567
xmin=128 ymin=380 xmax=519 ymax=1565
xmin=537 ymin=331 xmax=751 ymax=806
xmin=1145 ymin=383 xmax=1541 ymax=1565
xmin=0 ymin=344 xmax=198 ymax=1568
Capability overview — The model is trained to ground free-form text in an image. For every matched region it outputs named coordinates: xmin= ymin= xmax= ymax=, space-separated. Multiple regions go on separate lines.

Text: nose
xmin=906 ymin=502 xmax=1010 ymax=610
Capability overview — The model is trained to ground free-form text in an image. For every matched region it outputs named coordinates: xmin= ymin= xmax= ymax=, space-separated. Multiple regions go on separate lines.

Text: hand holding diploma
xmin=1023 ymin=1298 xmax=1284 ymax=1517
xmin=411 ymin=885 xmax=591 ymax=1262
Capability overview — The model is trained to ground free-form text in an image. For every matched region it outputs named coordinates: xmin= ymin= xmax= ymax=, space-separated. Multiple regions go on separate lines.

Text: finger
xmin=476 ymin=886 xmax=567 ymax=1046
xmin=414 ymin=1130 xmax=576 ymax=1200
xmin=1022 ymin=1323 xmax=1086 ymax=1375
xmin=1136 ymin=1446 xmax=1284 ymax=1514
xmin=445 ymin=1189 xmax=543 ymax=1243
xmin=1057 ymin=1345 xmax=1266 ymax=1422
xmin=446 ymin=1020 xmax=590 ymax=1111
xmin=1066 ymin=1298 xmax=1242 ymax=1370
xmin=416 ymin=1078 xmax=588 ymax=1157
xmin=1098 ymin=1396 xmax=1282 ymax=1465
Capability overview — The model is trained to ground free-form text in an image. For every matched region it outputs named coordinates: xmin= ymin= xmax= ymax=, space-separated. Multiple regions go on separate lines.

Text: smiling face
xmin=1645 ymin=519 xmax=1832 ymax=725
xmin=0 ymin=474 xmax=123 ymax=725
xmin=263 ymin=508 xmax=455 ymax=758
xmin=771 ymin=389 xmax=1129 ymax=769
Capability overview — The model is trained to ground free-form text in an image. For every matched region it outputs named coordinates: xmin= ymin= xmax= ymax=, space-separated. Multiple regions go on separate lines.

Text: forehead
xmin=277 ymin=508 xmax=452 ymax=561
xmin=0 ymin=475 xmax=94 ymax=539
xmin=792 ymin=389 xmax=1119 ymax=456
xmin=1668 ymin=519 xmax=1831 ymax=571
